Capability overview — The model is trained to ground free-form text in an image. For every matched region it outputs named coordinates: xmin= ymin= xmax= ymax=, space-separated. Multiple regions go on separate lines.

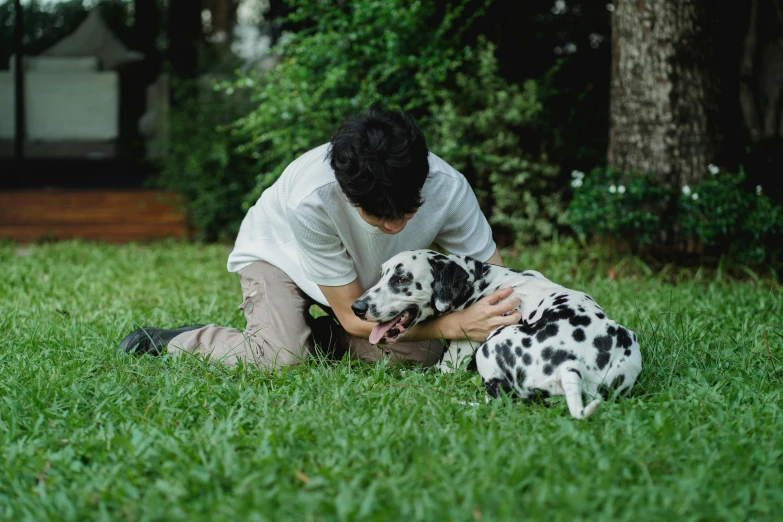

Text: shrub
xmin=224 ymin=0 xmax=564 ymax=247
xmin=157 ymin=0 xmax=568 ymax=245
xmin=678 ymin=167 xmax=783 ymax=264
xmin=228 ymin=0 xmax=479 ymax=212
xmin=567 ymin=165 xmax=783 ymax=265
xmin=427 ymin=39 xmax=562 ymax=246
xmin=567 ymin=167 xmax=672 ymax=249
xmin=155 ymin=81 xmax=257 ymax=241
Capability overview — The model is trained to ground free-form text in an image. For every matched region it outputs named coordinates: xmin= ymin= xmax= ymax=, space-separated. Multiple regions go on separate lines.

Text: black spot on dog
xmin=538 ymin=299 xmax=544 ymax=307
xmin=596 ymin=351 xmax=610 ymax=370
xmin=543 ymin=364 xmax=553 ymax=375
xmin=478 ymin=279 xmax=490 ymax=292
xmin=542 ymin=347 xmax=553 ymax=360
xmin=536 ymin=323 xmax=559 ymax=343
xmin=624 ymin=349 xmax=632 ymax=356
xmin=553 ymin=296 xmax=568 ymax=306
xmin=596 ymin=312 xmax=606 ymax=319
xmin=484 ymin=377 xmax=513 ymax=398
xmin=598 ymin=374 xmax=627 ymax=399
xmin=593 ymin=335 xmax=613 ymax=352
xmin=496 ymin=339 xmax=515 ymax=369
xmin=607 ymin=325 xmax=616 ymax=336
xmin=374 ymin=288 xmax=380 ymax=293
xmin=545 ymin=348 xmax=577 ymax=367
xmin=415 ymin=282 xmax=422 ymax=290
xmin=569 ymin=315 xmax=592 ymax=327
xmin=572 ymin=328 xmax=586 ymax=342
xmin=522 ymin=353 xmax=532 ymax=365
xmin=515 ymin=346 xmax=523 ymax=357
xmin=616 ymin=327 xmax=633 ymax=349
xmin=522 ymin=337 xmax=532 ymax=348
xmin=482 ymin=344 xmax=490 ymax=358
xmin=528 ymin=310 xmax=536 ymax=320
xmin=486 ymin=326 xmax=508 ymax=342
xmin=568 ymin=368 xmax=582 ymax=379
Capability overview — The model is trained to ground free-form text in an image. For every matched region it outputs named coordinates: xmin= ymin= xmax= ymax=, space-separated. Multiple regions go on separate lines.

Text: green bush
xmin=222 ymin=0 xmax=562 ymax=245
xmin=155 ymin=81 xmax=257 ymax=241
xmin=567 ymin=165 xmax=783 ymax=265
xmin=567 ymin=167 xmax=672 ymax=248
xmin=228 ymin=0 xmax=480 ymax=211
xmin=156 ymin=0 xmax=567 ymax=244
xmin=427 ymin=39 xmax=562 ymax=246
xmin=678 ymin=167 xmax=783 ymax=264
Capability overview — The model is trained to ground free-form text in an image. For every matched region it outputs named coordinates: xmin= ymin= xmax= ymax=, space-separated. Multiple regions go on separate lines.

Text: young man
xmin=119 ymin=103 xmax=522 ymax=368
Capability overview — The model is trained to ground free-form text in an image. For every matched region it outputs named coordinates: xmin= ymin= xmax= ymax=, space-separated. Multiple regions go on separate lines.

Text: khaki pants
xmin=168 ymin=261 xmax=444 ymax=369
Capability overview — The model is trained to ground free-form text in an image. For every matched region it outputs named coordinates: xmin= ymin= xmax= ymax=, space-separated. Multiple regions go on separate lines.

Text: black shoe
xmin=118 ymin=324 xmax=205 ymax=355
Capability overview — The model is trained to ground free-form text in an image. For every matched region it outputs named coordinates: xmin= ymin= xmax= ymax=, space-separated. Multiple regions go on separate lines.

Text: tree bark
xmin=608 ymin=0 xmax=721 ymax=188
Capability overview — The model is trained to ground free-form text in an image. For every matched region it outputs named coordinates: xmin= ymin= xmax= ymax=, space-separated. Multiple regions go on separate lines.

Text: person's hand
xmin=446 ymin=287 xmax=522 ymax=342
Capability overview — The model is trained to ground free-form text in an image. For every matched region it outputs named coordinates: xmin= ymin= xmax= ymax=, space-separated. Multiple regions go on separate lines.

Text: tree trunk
xmin=608 ymin=0 xmax=721 ymax=188
xmin=168 ymin=0 xmax=201 ymax=78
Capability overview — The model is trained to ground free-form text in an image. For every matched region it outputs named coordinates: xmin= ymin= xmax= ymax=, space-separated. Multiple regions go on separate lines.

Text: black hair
xmin=327 ymin=102 xmax=430 ymax=220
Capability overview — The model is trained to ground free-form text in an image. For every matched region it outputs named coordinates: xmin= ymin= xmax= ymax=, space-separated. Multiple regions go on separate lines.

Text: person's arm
xmin=319 ymin=267 xmax=521 ymax=343
xmin=485 ymin=247 xmax=504 ymax=267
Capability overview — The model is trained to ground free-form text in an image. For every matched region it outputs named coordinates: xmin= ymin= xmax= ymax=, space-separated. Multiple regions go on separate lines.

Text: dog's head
xmin=351 ymin=249 xmax=476 ymax=344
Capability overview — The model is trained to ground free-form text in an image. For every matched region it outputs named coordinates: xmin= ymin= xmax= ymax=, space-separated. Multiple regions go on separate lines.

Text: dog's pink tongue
xmin=369 ymin=320 xmax=396 ymax=345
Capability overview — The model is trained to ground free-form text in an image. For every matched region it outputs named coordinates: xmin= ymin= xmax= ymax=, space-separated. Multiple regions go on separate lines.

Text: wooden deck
xmin=0 ymin=189 xmax=189 ymax=243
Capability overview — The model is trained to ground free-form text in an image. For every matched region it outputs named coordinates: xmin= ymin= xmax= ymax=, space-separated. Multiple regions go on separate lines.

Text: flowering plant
xmin=678 ymin=166 xmax=783 ymax=263
xmin=567 ymin=167 xmax=672 ymax=247
xmin=566 ymin=164 xmax=783 ymax=264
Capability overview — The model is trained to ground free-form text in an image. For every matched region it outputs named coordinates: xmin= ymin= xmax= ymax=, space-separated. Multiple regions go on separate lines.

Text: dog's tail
xmin=560 ymin=363 xmax=601 ymax=420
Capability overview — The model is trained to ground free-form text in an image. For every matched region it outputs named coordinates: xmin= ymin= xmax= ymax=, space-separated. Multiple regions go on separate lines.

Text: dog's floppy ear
xmin=433 ymin=260 xmax=470 ymax=313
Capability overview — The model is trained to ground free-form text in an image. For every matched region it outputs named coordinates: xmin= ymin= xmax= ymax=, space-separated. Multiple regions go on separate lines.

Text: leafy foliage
xmin=567 ymin=165 xmax=783 ymax=265
xmin=678 ymin=168 xmax=783 ymax=264
xmin=209 ymin=0 xmax=563 ymax=246
xmin=567 ymin=167 xmax=672 ymax=248
xmin=426 ymin=39 xmax=562 ymax=246
xmin=229 ymin=0 xmax=486 ymax=210
xmin=155 ymin=82 xmax=257 ymax=241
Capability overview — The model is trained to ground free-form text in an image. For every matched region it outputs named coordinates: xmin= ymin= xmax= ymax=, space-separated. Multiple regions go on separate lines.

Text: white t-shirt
xmin=227 ymin=143 xmax=496 ymax=307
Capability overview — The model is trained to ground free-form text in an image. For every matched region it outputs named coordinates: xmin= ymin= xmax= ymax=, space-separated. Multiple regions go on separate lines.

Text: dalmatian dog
xmin=351 ymin=249 xmax=643 ymax=419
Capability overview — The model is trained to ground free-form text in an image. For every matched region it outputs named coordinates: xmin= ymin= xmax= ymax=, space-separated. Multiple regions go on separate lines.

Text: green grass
xmin=1 ymin=239 xmax=782 ymax=521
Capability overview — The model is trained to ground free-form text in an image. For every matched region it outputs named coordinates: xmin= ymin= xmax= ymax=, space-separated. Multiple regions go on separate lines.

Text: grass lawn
xmin=1 ymin=240 xmax=782 ymax=521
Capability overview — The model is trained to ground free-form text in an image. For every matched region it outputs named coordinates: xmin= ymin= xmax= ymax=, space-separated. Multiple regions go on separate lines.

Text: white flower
xmin=609 ymin=185 xmax=617 ymax=193
xmin=708 ymin=164 xmax=720 ymax=175
xmin=682 ymin=185 xmax=692 ymax=196
xmin=618 ymin=185 xmax=626 ymax=194
xmin=606 ymin=3 xmax=615 ymax=12
xmin=571 ymin=170 xmax=585 ymax=179
xmin=756 ymin=185 xmax=762 ymax=196
xmin=571 ymin=178 xmax=583 ymax=188
xmin=691 ymin=193 xmax=699 ymax=201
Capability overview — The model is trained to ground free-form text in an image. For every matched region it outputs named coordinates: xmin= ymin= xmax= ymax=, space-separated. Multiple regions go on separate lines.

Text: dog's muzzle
xmin=351 ymin=299 xmax=369 ymax=320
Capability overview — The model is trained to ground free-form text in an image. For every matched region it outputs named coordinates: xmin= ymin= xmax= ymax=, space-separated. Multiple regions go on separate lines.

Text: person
xmin=118 ymin=103 xmax=522 ymax=368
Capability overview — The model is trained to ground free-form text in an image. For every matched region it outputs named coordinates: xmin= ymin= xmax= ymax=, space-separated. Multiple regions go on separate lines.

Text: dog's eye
xmin=391 ymin=276 xmax=409 ymax=285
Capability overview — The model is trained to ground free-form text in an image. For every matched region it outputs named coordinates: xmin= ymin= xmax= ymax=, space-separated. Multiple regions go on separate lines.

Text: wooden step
xmin=0 ymin=189 xmax=189 ymax=243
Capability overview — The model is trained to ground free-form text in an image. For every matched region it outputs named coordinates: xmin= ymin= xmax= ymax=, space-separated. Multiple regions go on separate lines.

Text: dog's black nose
xmin=351 ymin=300 xmax=368 ymax=319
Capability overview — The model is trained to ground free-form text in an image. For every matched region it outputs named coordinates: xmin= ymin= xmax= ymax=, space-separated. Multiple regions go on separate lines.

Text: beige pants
xmin=168 ymin=261 xmax=444 ymax=369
